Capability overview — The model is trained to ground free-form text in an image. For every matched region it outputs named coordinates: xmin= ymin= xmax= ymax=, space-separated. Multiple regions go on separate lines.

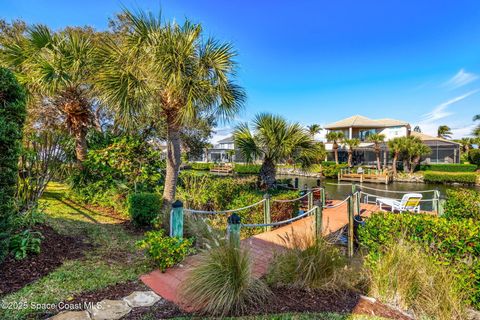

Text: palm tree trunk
xmin=347 ymin=150 xmax=352 ymax=167
xmin=74 ymin=128 xmax=87 ymax=166
xmin=375 ymin=149 xmax=381 ymax=170
xmin=333 ymin=143 xmax=339 ymax=164
xmin=259 ymin=158 xmax=276 ymax=189
xmin=162 ymin=123 xmax=182 ymax=214
xmin=392 ymin=153 xmax=398 ymax=175
xmin=410 ymin=156 xmax=420 ymax=173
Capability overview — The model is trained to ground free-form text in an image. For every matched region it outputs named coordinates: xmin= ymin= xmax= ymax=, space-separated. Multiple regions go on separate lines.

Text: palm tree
xmin=95 ymin=10 xmax=245 ymax=210
xmin=408 ymin=141 xmax=431 ymax=173
xmin=343 ymin=138 xmax=360 ymax=167
xmin=325 ymin=131 xmax=344 ymax=164
xmin=473 ymin=115 xmax=480 ymax=140
xmin=387 ymin=137 xmax=407 ymax=175
xmin=367 ymin=133 xmax=385 ymax=170
xmin=0 ymin=25 xmax=96 ymax=164
xmin=307 ymin=124 xmax=322 ymax=137
xmin=456 ymin=137 xmax=473 ymax=154
xmin=413 ymin=125 xmax=422 ymax=133
xmin=437 ymin=125 xmax=452 ymax=139
xmin=234 ymin=113 xmax=323 ymax=189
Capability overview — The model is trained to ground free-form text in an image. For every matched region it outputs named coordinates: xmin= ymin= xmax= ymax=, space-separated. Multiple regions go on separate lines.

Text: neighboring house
xmin=324 ymin=115 xmax=460 ymax=165
xmin=204 ymin=136 xmax=245 ymax=163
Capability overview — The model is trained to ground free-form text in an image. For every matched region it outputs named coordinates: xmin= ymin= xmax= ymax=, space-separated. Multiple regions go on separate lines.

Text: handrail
xmin=242 ymin=206 xmax=316 ymax=228
xmin=323 ymin=196 xmax=351 ymax=208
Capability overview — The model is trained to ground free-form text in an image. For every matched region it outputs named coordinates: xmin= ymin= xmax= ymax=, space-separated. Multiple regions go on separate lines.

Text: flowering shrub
xmin=137 ymin=230 xmax=194 ymax=271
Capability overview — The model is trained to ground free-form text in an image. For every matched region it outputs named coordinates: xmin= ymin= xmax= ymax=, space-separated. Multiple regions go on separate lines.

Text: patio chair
xmin=376 ymin=193 xmax=422 ymax=213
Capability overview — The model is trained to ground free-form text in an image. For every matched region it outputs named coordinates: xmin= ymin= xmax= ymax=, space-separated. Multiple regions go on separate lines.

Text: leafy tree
xmin=367 ymin=133 xmax=385 ymax=170
xmin=325 ymin=131 xmax=344 ymax=165
xmin=0 ymin=25 xmax=97 ymax=165
xmin=343 ymin=138 xmax=360 ymax=167
xmin=413 ymin=125 xmax=422 ymax=133
xmin=234 ymin=113 xmax=323 ymax=189
xmin=387 ymin=137 xmax=407 ymax=175
xmin=307 ymin=124 xmax=322 ymax=137
xmin=437 ymin=125 xmax=452 ymax=139
xmin=0 ymin=68 xmax=27 ymax=261
xmin=455 ymin=137 xmax=473 ymax=154
xmin=95 ymin=9 xmax=245 ymax=211
xmin=408 ymin=140 xmax=431 ymax=173
xmin=473 ymin=114 xmax=480 ymax=140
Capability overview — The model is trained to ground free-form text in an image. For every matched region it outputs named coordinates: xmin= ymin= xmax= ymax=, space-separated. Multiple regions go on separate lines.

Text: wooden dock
xmin=209 ymin=163 xmax=233 ymax=173
xmin=338 ymin=168 xmax=393 ymax=184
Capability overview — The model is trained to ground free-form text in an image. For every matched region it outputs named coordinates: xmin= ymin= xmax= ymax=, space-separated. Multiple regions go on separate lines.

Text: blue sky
xmin=2 ymin=0 xmax=480 ymax=141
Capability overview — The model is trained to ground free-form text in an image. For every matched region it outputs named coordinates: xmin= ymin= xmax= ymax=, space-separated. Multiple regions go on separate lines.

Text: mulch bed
xmin=0 ymin=224 xmax=91 ymax=296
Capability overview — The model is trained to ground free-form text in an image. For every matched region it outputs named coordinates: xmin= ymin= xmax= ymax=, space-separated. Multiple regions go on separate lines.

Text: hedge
xmin=445 ymin=188 xmax=480 ymax=221
xmin=469 ymin=149 xmax=480 ymax=166
xmin=190 ymin=162 xmax=214 ymax=170
xmin=423 ymin=171 xmax=477 ymax=184
xmin=358 ymin=212 xmax=480 ymax=307
xmin=419 ymin=163 xmax=477 ymax=172
xmin=234 ymin=164 xmax=261 ymax=174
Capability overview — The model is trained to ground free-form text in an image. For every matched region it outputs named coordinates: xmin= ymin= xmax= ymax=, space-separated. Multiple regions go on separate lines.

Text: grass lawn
xmin=0 ymin=182 xmax=150 ymax=320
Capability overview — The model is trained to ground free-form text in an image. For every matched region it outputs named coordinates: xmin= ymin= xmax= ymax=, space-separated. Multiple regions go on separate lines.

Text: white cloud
xmin=443 ymin=69 xmax=478 ymax=89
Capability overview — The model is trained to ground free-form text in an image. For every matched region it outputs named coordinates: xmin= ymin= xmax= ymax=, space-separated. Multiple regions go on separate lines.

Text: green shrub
xmin=444 ymin=188 xmax=480 ymax=220
xmin=468 ymin=149 xmax=480 ymax=166
xmin=368 ymin=240 xmax=465 ymax=319
xmin=321 ymin=161 xmax=337 ymax=166
xmin=127 ymin=193 xmax=161 ymax=227
xmin=358 ymin=212 xmax=480 ymax=307
xmin=423 ymin=171 xmax=477 ymax=184
xmin=0 ymin=68 xmax=27 ymax=262
xmin=9 ymin=229 xmax=43 ymax=260
xmin=419 ymin=163 xmax=477 ymax=172
xmin=180 ymin=243 xmax=271 ymax=316
xmin=136 ymin=229 xmax=194 ymax=271
xmin=190 ymin=162 xmax=214 ymax=170
xmin=321 ymin=163 xmax=348 ymax=178
xmin=234 ymin=163 xmax=261 ymax=174
xmin=266 ymin=235 xmax=347 ymax=290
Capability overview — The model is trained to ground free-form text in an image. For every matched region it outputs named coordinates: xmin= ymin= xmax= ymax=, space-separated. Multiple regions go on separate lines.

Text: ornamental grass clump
xmin=368 ymin=240 xmax=465 ymax=320
xmin=180 ymin=243 xmax=271 ymax=316
xmin=266 ymin=232 xmax=349 ymax=290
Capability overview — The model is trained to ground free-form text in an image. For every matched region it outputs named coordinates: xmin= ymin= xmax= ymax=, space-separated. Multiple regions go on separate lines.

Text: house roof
xmin=216 ymin=136 xmax=234 ymax=144
xmin=324 ymin=115 xmax=409 ymax=129
xmin=410 ymin=131 xmax=460 ymax=145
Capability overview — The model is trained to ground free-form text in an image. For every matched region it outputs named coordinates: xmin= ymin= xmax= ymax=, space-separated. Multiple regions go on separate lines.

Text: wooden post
xmin=321 ymin=188 xmax=326 ymax=207
xmin=307 ymin=190 xmax=313 ymax=211
xmin=170 ymin=200 xmax=184 ymax=238
xmin=227 ymin=213 xmax=241 ymax=247
xmin=294 ymin=178 xmax=299 ymax=189
xmin=355 ymin=191 xmax=361 ymax=216
xmin=432 ymin=190 xmax=439 ymax=213
xmin=263 ymin=193 xmax=271 ymax=232
xmin=316 ymin=179 xmax=321 ymax=187
xmin=347 ymin=195 xmax=354 ymax=258
xmin=315 ymin=205 xmax=323 ymax=239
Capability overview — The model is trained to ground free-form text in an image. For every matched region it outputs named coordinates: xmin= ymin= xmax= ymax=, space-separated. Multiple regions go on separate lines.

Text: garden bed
xmin=0 ymin=224 xmax=91 ymax=296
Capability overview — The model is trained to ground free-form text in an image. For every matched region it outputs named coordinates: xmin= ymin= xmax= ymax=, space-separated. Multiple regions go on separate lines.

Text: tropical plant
xmin=473 ymin=114 xmax=480 ymax=138
xmin=307 ymin=124 xmax=322 ymax=137
xmin=343 ymin=138 xmax=360 ymax=167
xmin=437 ymin=125 xmax=452 ymax=139
xmin=413 ymin=125 xmax=422 ymax=133
xmin=95 ymin=9 xmax=245 ymax=213
xmin=234 ymin=113 xmax=323 ymax=188
xmin=180 ymin=242 xmax=271 ymax=316
xmin=407 ymin=141 xmax=431 ymax=173
xmin=387 ymin=137 xmax=406 ymax=175
xmin=456 ymin=137 xmax=473 ymax=154
xmin=444 ymin=188 xmax=480 ymax=221
xmin=127 ymin=192 xmax=161 ymax=227
xmin=325 ymin=131 xmax=344 ymax=165
xmin=0 ymin=25 xmax=97 ymax=164
xmin=9 ymin=229 xmax=43 ymax=260
xmin=0 ymin=68 xmax=27 ymax=262
xmin=367 ymin=133 xmax=385 ymax=170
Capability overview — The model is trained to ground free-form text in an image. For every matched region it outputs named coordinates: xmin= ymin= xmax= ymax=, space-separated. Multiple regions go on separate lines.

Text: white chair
xmin=376 ymin=193 xmax=422 ymax=213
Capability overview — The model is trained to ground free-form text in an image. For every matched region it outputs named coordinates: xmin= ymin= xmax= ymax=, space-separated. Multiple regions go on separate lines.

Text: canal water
xmin=279 ymin=175 xmax=480 ymax=212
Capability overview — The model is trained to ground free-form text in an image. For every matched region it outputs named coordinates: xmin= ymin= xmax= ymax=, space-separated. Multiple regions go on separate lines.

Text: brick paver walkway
xmin=141 ymin=201 xmax=383 ymax=310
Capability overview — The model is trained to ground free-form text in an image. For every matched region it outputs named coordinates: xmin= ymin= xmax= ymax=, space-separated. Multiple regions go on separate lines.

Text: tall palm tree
xmin=437 ymin=125 xmax=452 ymax=139
xmin=473 ymin=115 xmax=480 ymax=140
xmin=408 ymin=141 xmax=431 ymax=173
xmin=413 ymin=125 xmax=422 ymax=133
xmin=234 ymin=113 xmax=323 ymax=189
xmin=456 ymin=137 xmax=473 ymax=154
xmin=367 ymin=133 xmax=385 ymax=170
xmin=343 ymin=138 xmax=360 ymax=167
xmin=387 ymin=137 xmax=406 ymax=175
xmin=95 ymin=10 xmax=245 ymax=210
xmin=0 ymin=25 xmax=96 ymax=164
xmin=307 ymin=124 xmax=322 ymax=137
xmin=325 ymin=131 xmax=344 ymax=164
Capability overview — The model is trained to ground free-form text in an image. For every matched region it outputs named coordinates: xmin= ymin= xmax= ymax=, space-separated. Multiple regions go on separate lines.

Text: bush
xmin=136 ymin=229 xmax=194 ymax=271
xmin=190 ymin=162 xmax=214 ymax=170
xmin=444 ymin=188 xmax=480 ymax=220
xmin=358 ymin=212 xmax=480 ymax=307
xmin=419 ymin=163 xmax=477 ymax=172
xmin=0 ymin=68 xmax=27 ymax=262
xmin=266 ymin=235 xmax=347 ymax=290
xmin=9 ymin=229 xmax=43 ymax=260
xmin=321 ymin=163 xmax=348 ymax=178
xmin=368 ymin=240 xmax=465 ymax=319
xmin=234 ymin=164 xmax=261 ymax=174
xmin=422 ymin=171 xmax=477 ymax=184
xmin=468 ymin=149 xmax=480 ymax=166
xmin=127 ymin=193 xmax=161 ymax=227
xmin=180 ymin=243 xmax=271 ymax=316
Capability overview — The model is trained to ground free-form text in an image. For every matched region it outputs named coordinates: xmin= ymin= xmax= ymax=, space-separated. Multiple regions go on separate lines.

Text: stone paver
xmin=88 ymin=299 xmax=131 ymax=320
xmin=123 ymin=291 xmax=162 ymax=308
xmin=48 ymin=310 xmax=91 ymax=320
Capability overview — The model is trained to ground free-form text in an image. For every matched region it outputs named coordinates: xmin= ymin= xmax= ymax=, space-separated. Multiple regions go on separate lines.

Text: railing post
xmin=170 ymin=200 xmax=184 ymax=238
xmin=432 ymin=190 xmax=440 ymax=213
xmin=438 ymin=197 xmax=446 ymax=216
xmin=321 ymin=188 xmax=326 ymax=207
xmin=356 ymin=191 xmax=361 ymax=216
xmin=307 ymin=190 xmax=313 ymax=211
xmin=347 ymin=195 xmax=354 ymax=258
xmin=294 ymin=177 xmax=299 ymax=189
xmin=227 ymin=213 xmax=241 ymax=247
xmin=315 ymin=205 xmax=323 ymax=239
xmin=263 ymin=193 xmax=271 ymax=232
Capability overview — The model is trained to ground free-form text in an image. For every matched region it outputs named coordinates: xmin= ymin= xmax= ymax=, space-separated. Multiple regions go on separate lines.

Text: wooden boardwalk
xmin=141 ymin=201 xmax=384 ymax=310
